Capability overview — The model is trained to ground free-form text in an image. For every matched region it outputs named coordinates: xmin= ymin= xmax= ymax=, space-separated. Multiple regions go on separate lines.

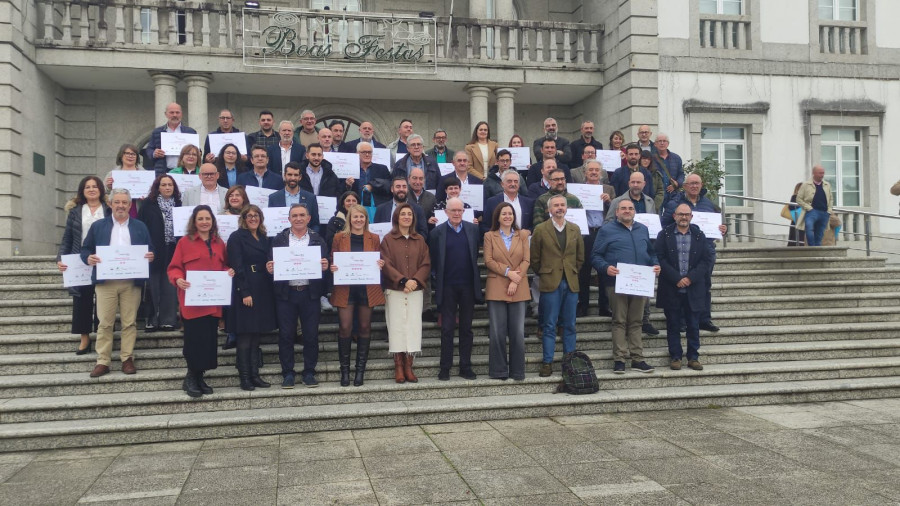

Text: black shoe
xmin=459 ymin=369 xmax=477 ymax=380
xmin=75 ymin=341 xmax=91 ymax=355
xmin=236 ymin=348 xmax=255 ymax=391
xmin=631 ymin=361 xmax=655 ymax=373
xmin=222 ymin=333 xmax=237 ymax=350
xmin=438 ymin=369 xmax=450 ymax=381
xmin=282 ymin=372 xmax=295 ymax=389
xmin=159 ymin=325 xmax=176 ymax=332
xmin=249 ymin=345 xmax=271 ymax=389
xmin=183 ymin=371 xmax=202 ymax=398
xmin=144 ymin=323 xmax=157 ymax=333
xmin=576 ymin=305 xmax=588 ymax=318
xmin=613 ymin=361 xmax=626 ymax=374
xmin=196 ymin=371 xmax=213 ymax=394
xmin=598 ymin=307 xmax=612 ymax=318
xmin=642 ymin=323 xmax=660 ymax=336
xmin=423 ymin=308 xmax=438 ymax=323
xmin=302 ymin=374 xmax=319 ymax=388
xmin=700 ymin=322 xmax=720 ymax=332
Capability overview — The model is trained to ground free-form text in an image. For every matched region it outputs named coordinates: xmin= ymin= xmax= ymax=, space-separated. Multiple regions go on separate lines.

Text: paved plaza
xmin=2 ymin=399 xmax=900 ymax=505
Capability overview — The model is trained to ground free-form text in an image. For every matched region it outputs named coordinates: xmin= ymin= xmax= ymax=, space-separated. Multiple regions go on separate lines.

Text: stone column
xmin=494 ymin=86 xmax=518 ymax=147
xmin=149 ymin=71 xmax=178 ymax=126
xmin=465 ymin=84 xmax=491 ymax=132
xmin=184 ymin=73 xmax=212 ymax=142
xmin=495 ymin=0 xmax=515 ymax=20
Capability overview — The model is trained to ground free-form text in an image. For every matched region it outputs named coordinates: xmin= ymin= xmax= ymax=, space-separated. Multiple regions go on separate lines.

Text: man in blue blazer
xmin=482 ymin=169 xmax=535 ymax=234
xmin=267 ymin=162 xmax=321 ymax=231
xmin=428 ymin=198 xmax=484 ymax=381
xmin=339 ymin=121 xmax=386 ymax=153
xmin=80 ymin=189 xmax=155 ymax=378
xmin=374 ymin=176 xmax=428 ymax=239
xmin=267 ymin=121 xmax=307 ymax=176
xmin=237 ymin=145 xmax=285 ymax=191
xmin=144 ymin=103 xmax=197 ymax=174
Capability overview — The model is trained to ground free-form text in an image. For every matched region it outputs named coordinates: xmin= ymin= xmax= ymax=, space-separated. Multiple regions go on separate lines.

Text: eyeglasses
xmin=245 ymin=214 xmax=260 ymax=219
xmin=408 ymin=143 xmax=423 ymax=148
xmin=123 ymin=152 xmax=137 ymax=156
xmin=674 ymin=212 xmax=692 ymax=217
xmin=359 ymin=150 xmax=373 ymax=154
xmin=550 ymin=177 xmax=566 ymax=182
xmin=201 ymin=173 xmax=217 ymax=177
xmin=219 ymin=116 xmax=233 ymax=120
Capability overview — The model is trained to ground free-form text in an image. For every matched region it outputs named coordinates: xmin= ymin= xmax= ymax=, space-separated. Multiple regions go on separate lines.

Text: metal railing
xmin=718 ymin=193 xmax=900 ymax=257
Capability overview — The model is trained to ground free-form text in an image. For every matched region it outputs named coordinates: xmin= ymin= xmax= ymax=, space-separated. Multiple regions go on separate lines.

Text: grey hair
xmin=109 ymin=188 xmax=131 ymax=201
xmin=581 ymin=120 xmax=594 ymax=127
xmin=407 ymin=134 xmax=424 ymax=145
xmin=300 ymin=110 xmax=315 ymax=118
xmin=583 ymin=158 xmax=603 ymax=170
xmin=548 ymin=194 xmax=567 ymax=206
xmin=432 ymin=129 xmax=447 ymax=138
xmin=278 ymin=120 xmax=294 ymax=130
xmin=500 ymin=169 xmax=519 ymax=182
xmin=655 ymin=132 xmax=669 ymax=141
xmin=356 ymin=141 xmax=372 ymax=153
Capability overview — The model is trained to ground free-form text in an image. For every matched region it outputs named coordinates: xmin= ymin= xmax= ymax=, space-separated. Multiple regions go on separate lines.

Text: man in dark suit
xmin=429 ymin=198 xmax=484 ymax=381
xmin=435 ymin=151 xmax=482 ymax=204
xmin=237 ymin=145 xmax=285 ymax=191
xmin=482 ymin=168 xmax=535 ymax=235
xmin=203 ymin=108 xmax=243 ymax=163
xmin=339 ymin=121 xmax=386 ymax=154
xmin=268 ymin=162 xmax=320 ymax=227
xmin=407 ymin=167 xmax=437 ymax=224
xmin=374 ymin=176 xmax=428 ymax=238
xmin=81 ymin=189 xmax=155 ymax=378
xmin=352 ymin=141 xmax=393 ymax=206
xmin=527 ymin=137 xmax=570 ymax=186
xmin=298 ymin=143 xmax=343 ymax=198
xmin=267 ymin=121 xmax=306 ymax=176
xmin=393 ymin=134 xmax=441 ymax=190
xmin=526 ymin=158 xmax=557 ymax=200
xmin=531 ymin=118 xmax=571 ymax=164
xmin=145 ymin=102 xmax=197 ymax=174
xmin=267 ymin=203 xmax=329 ymax=389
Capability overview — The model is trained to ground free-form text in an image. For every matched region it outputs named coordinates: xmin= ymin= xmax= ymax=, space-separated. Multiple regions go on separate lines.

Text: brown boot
xmin=393 ymin=353 xmax=406 ymax=383
xmin=404 ymin=353 xmax=418 ymax=383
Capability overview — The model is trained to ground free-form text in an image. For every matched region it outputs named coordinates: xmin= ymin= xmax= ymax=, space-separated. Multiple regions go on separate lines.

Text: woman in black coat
xmin=136 ymin=175 xmax=182 ymax=331
xmin=57 ymin=176 xmax=109 ymax=354
xmin=226 ymin=204 xmax=277 ymax=390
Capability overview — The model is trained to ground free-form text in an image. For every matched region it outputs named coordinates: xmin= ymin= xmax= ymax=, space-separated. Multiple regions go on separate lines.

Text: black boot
xmin=257 ymin=346 xmax=264 ymax=369
xmin=196 ymin=370 xmax=213 ymax=395
xmin=250 ymin=347 xmax=271 ymax=388
xmin=338 ymin=337 xmax=352 ymax=387
xmin=222 ymin=333 xmax=237 ymax=350
xmin=236 ymin=348 xmax=255 ymax=391
xmin=183 ymin=370 xmax=202 ymax=398
xmin=354 ymin=337 xmax=370 ymax=387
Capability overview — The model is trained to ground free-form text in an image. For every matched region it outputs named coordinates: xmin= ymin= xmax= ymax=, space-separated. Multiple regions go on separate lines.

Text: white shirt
xmin=479 ymin=143 xmax=489 ymax=165
xmin=288 ymin=230 xmax=310 ymax=287
xmin=552 ymin=218 xmax=567 ymax=233
xmin=200 ymin=185 xmax=221 ymax=213
xmin=503 ymin=193 xmax=523 ymax=229
xmin=111 ymin=218 xmax=132 ymax=246
xmin=81 ymin=205 xmax=105 ymax=242
xmin=280 ymin=142 xmax=293 ymax=173
xmin=165 ymin=124 xmax=183 ymax=169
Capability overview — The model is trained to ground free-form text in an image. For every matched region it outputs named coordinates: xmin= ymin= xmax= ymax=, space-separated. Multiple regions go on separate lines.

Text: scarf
xmin=158 ymin=195 xmax=175 ymax=244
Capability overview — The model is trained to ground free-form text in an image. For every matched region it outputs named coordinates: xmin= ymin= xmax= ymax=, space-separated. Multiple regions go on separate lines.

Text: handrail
xmin=719 ymin=193 xmax=900 ymax=220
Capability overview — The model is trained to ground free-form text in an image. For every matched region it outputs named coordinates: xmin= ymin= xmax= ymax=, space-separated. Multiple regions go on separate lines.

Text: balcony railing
xmin=698 ymin=14 xmax=751 ymax=50
xmin=34 ymin=1 xmax=603 ymax=69
xmin=819 ymin=21 xmax=867 ymax=55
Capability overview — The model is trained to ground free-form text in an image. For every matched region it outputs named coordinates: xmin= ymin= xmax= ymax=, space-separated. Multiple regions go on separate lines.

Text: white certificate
xmin=95 ymin=245 xmax=149 ymax=280
xmin=245 ymin=185 xmax=277 ymax=209
xmin=567 ymin=184 xmax=604 ymax=211
xmin=272 ymin=246 xmax=322 ymax=281
xmin=596 ymin=150 xmax=623 ymax=172
xmin=262 ymin=207 xmax=290 ymax=237
xmin=217 ymin=214 xmax=240 ymax=243
xmin=332 ymin=252 xmax=381 ymax=285
xmin=169 ymin=173 xmax=200 ymax=191
xmin=507 ymin=147 xmax=531 ymax=170
xmin=615 ymin=262 xmax=656 ymax=297
xmin=208 ymin=132 xmax=248 ymax=156
xmin=438 ymin=163 xmax=455 ymax=176
xmin=459 ymin=184 xmax=484 ymax=211
xmin=372 ymin=148 xmax=391 ymax=168
xmin=317 ymin=196 xmax=337 ymax=225
xmin=110 ymin=170 xmax=155 ymax=199
xmin=565 ymin=208 xmax=590 ymax=235
xmin=323 ymin=152 xmax=360 ymax=179
xmin=368 ymin=222 xmax=393 ymax=240
xmin=435 ymin=208 xmax=475 ymax=225
xmin=691 ymin=212 xmax=723 ymax=239
xmin=634 ymin=213 xmax=662 ymax=237
xmin=161 ymin=132 xmax=201 ymax=156
xmin=60 ymin=254 xmax=93 ymax=288
xmin=173 ymin=206 xmax=196 ymax=237
xmin=185 ymin=270 xmax=232 ymax=306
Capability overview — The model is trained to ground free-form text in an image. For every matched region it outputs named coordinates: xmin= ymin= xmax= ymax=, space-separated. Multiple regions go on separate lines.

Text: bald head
xmin=164 ymin=103 xmax=182 ymax=127
xmin=628 ymin=171 xmax=645 ymax=197
xmin=812 ymin=165 xmax=825 ymax=183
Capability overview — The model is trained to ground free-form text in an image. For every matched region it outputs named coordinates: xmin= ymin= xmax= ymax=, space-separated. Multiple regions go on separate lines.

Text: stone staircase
xmin=2 ymin=246 xmax=900 ymax=451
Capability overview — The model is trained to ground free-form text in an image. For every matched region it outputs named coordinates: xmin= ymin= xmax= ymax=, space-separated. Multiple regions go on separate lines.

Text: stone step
xmin=712 ymin=256 xmax=886 ymax=271
xmin=715 ymin=246 xmax=848 ymax=259
xmin=3 ymin=374 xmax=900 ymax=452
xmin=0 ymin=299 xmax=73 ymax=317
xmin=0 ymin=256 xmax=57 ymax=270
xmin=711 ymin=267 xmax=900 ymax=283
xmin=711 ymin=279 xmax=900 ymax=296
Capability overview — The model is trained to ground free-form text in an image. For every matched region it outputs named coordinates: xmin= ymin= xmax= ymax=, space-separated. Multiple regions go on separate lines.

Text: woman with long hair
xmin=325 ymin=191 xmax=359 ymax=249
xmin=137 ymin=174 xmax=182 ymax=332
xmin=57 ymin=176 xmax=108 ymax=354
xmin=227 ymin=205 xmax=276 ymax=390
xmin=379 ymin=202 xmax=430 ymax=383
xmin=214 ymin=143 xmax=244 ymax=188
xmin=168 ymin=205 xmax=234 ymax=397
xmin=465 ymin=121 xmax=498 ymax=180
xmin=168 ymin=144 xmax=202 ymax=175
xmin=508 ymin=134 xmax=525 ymax=148
xmin=609 ymin=130 xmax=626 ymax=162
xmin=330 ymin=204 xmax=385 ymax=386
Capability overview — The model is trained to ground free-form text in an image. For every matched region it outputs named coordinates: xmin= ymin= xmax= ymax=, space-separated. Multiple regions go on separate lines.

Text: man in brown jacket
xmin=530 ymin=194 xmax=584 ymax=377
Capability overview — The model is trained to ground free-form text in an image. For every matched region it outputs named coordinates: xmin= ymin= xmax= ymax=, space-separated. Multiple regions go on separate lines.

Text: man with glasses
xmin=393 ymin=133 xmax=441 ymax=190
xmin=484 ymin=149 xmax=527 ymax=201
xmin=351 ymin=141 xmax=392 ymax=206
xmin=532 ymin=168 xmax=583 ymax=228
xmin=203 ymin=109 xmax=243 ymax=163
xmin=340 ymin=121 xmax=385 ymax=153
xmin=636 ymin=125 xmax=655 ymax=153
xmin=426 ymin=129 xmax=455 ymax=163
xmin=182 ymin=163 xmax=227 ymax=212
xmin=146 ymin=102 xmax=197 ymax=174
xmin=237 ymin=145 xmax=284 ymax=191
xmin=297 ymin=110 xmax=318 ymax=149
xmin=652 ymin=133 xmax=684 ymax=196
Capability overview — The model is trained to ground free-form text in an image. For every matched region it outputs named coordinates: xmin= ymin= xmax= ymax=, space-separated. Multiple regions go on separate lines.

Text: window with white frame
xmin=140 ymin=7 xmax=152 ymax=43
xmin=700 ymin=126 xmax=746 ymax=206
xmin=820 ymin=127 xmax=862 ymax=206
xmin=699 ymin=0 xmax=743 ymax=15
xmin=818 ymin=0 xmax=857 ymax=21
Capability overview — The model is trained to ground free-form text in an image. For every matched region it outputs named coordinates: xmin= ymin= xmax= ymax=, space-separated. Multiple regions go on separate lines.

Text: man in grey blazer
xmin=181 ymin=163 xmax=227 ymax=213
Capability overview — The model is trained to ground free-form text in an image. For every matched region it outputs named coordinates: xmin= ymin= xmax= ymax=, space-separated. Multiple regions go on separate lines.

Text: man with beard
xmin=374 ymin=175 xmax=429 ymax=238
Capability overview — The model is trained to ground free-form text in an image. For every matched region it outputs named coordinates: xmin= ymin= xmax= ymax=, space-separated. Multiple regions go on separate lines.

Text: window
xmin=140 ymin=7 xmax=152 ymax=43
xmin=310 ymin=0 xmax=361 ymax=10
xmin=316 ymin=116 xmax=362 ymax=144
xmin=820 ymin=127 xmax=861 ymax=206
xmin=819 ymin=0 xmax=857 ymax=21
xmin=700 ymin=0 xmax=743 ymax=15
xmin=701 ymin=126 xmax=746 ymax=206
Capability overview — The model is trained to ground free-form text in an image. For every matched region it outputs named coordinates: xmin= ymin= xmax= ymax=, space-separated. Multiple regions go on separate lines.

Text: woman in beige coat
xmin=483 ymin=202 xmax=531 ymax=380
xmin=464 ymin=121 xmax=499 ymax=180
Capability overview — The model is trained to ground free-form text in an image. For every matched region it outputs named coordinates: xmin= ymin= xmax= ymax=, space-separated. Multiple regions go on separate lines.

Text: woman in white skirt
xmin=379 ymin=202 xmax=431 ymax=384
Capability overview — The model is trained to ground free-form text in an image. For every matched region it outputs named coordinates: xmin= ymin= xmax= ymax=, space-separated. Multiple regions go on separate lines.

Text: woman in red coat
xmin=168 ymin=205 xmax=234 ymax=398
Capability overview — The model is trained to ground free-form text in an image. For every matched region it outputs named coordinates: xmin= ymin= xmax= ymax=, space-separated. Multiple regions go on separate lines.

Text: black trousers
xmin=182 ymin=315 xmax=219 ymax=371
xmin=439 ymin=284 xmax=475 ymax=371
xmin=578 ymin=226 xmax=610 ymax=310
xmin=71 ymin=285 xmax=97 ymax=335
xmin=276 ymin=288 xmax=321 ymax=377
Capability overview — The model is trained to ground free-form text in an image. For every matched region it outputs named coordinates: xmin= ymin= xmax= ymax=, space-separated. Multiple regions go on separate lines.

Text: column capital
xmin=493 ymin=86 xmax=520 ymax=98
xmin=148 ymin=71 xmax=179 ymax=87
xmin=183 ymin=73 xmax=213 ymax=87
xmin=464 ymin=84 xmax=492 ymax=97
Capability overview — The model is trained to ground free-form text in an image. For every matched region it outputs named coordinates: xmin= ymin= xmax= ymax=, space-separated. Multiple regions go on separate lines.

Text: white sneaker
xmin=320 ymin=296 xmax=334 ymax=311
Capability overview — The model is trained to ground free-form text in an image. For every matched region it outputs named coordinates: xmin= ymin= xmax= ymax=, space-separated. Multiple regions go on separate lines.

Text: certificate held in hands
xmin=272 ymin=246 xmax=323 ymax=281
xmin=614 ymin=263 xmax=656 ymax=297
xmin=333 ymin=252 xmax=381 ymax=285
xmin=185 ymin=271 xmax=232 ymax=306
xmin=111 ymin=170 xmax=155 ymax=199
xmin=95 ymin=245 xmax=149 ymax=280
xmin=60 ymin=254 xmax=93 ymax=287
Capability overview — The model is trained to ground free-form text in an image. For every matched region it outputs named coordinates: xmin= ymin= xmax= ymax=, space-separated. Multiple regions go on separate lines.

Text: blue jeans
xmin=539 ymin=278 xmax=578 ymax=363
xmin=804 ymin=209 xmax=830 ymax=246
xmin=664 ymin=293 xmax=701 ymax=361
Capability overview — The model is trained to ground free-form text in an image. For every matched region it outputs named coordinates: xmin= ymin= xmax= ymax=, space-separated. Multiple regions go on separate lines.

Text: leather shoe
xmin=459 ymin=369 xmax=477 ymax=380
xmin=539 ymin=362 xmax=552 ymax=377
xmin=438 ymin=369 xmax=450 ymax=381
xmin=688 ymin=360 xmax=704 ymax=371
xmin=642 ymin=323 xmax=660 ymax=336
xmin=670 ymin=359 xmax=682 ymax=370
xmin=121 ymin=358 xmax=136 ymax=375
xmin=699 ymin=322 xmax=720 ymax=332
xmin=90 ymin=364 xmax=110 ymax=377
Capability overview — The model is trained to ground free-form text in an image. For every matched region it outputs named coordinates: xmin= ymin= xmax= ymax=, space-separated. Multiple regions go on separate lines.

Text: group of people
xmin=57 ymin=103 xmax=738 ymax=397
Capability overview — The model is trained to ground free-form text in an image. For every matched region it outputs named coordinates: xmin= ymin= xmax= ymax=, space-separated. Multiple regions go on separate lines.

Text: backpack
xmin=557 ymin=351 xmax=600 ymax=395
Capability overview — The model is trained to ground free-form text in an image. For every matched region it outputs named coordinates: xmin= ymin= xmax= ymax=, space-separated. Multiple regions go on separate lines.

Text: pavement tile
xmin=105 ymin=452 xmax=197 ymax=475
xmin=602 ymin=438 xmax=693 ymax=460
xmin=776 ymin=445 xmax=893 ymax=473
xmin=730 ymin=429 xmax=829 ymax=452
xmin=93 ymin=496 xmax=179 ymax=506
xmin=277 ymin=458 xmax=368 ymax=488
xmin=581 ymin=490 xmax=690 ymax=506
xmin=668 ymin=433 xmax=763 ymax=456
xmin=520 ymin=441 xmax=618 ymax=465
xmin=544 ymin=460 xmax=650 ymax=488
xmin=482 ymin=492 xmax=587 ymax=505
xmin=181 ymin=464 xmax=278 ymax=494
xmin=0 ymin=453 xmax=36 ymax=465
xmin=120 ymin=441 xmax=204 ymax=456
xmin=355 ymin=434 xmax=439 ymax=457
xmin=460 ymin=467 xmax=569 ymax=498
xmin=0 ymin=458 xmax=112 ymax=506
xmin=805 ymin=424 xmax=900 ymax=447
xmin=429 ymin=429 xmax=512 ymax=451
xmin=363 ymin=452 xmax=456 ymax=479
xmin=278 ymin=430 xmax=355 ymax=445
xmin=624 ymin=457 xmax=737 ymax=486
xmin=79 ymin=470 xmax=189 ymax=503
xmin=444 ymin=444 xmax=538 ymax=472
xmin=278 ymin=440 xmax=360 ymax=463
xmin=850 ymin=444 xmax=900 ymax=466
xmin=487 ymin=418 xmax=561 ymax=430
xmin=611 ymin=411 xmax=702 ymax=422
xmin=352 ymin=426 xmax=424 ymax=439
xmin=32 ymin=446 xmax=123 ymax=461
xmin=0 ymin=463 xmax=29 ymax=484
xmin=749 ymin=410 xmax=846 ymax=429
xmin=552 ymin=413 xmax=622 ymax=425
xmin=629 ymin=419 xmax=721 ymax=439
xmin=666 ymin=478 xmax=785 ymax=506
xmin=761 ymin=470 xmax=894 ymax=505
xmin=177 ymin=487 xmax=275 ymax=506
xmin=200 ymin=435 xmax=280 ymax=450
xmin=194 ymin=445 xmax=279 ymax=470
xmin=733 ymin=403 xmax=821 ymax=415
xmin=499 ymin=426 xmax=588 ymax=447
xmin=568 ymin=422 xmax=654 ymax=441
xmin=276 ymin=480 xmax=376 ymax=505
xmin=701 ymin=451 xmax=809 ymax=478
xmin=421 ymin=421 xmax=494 ymax=433
xmin=371 ymin=472 xmax=474 ymax=504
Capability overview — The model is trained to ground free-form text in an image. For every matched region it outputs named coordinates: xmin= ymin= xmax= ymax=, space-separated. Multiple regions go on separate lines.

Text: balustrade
xmin=698 ymin=15 xmax=751 ymax=50
xmin=819 ymin=23 xmax=867 ymax=55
